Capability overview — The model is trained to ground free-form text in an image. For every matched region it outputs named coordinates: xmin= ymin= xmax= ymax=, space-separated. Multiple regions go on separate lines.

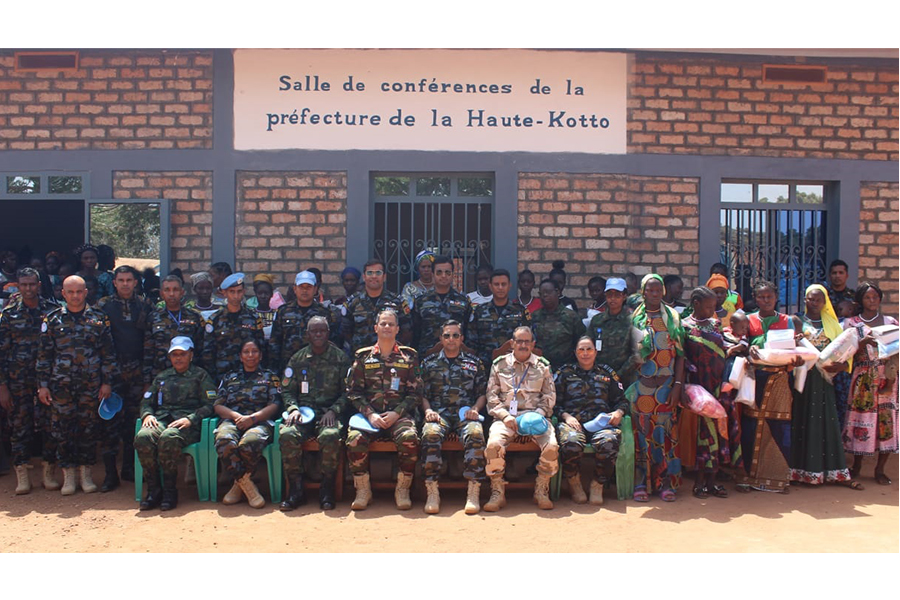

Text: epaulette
xmin=537 ymin=356 xmax=551 ymax=367
xmin=355 ymin=346 xmax=372 ymax=356
xmin=399 ymin=345 xmax=418 ymax=357
xmin=492 ymin=354 xmax=507 ymax=365
xmin=596 ymin=362 xmax=621 ymax=381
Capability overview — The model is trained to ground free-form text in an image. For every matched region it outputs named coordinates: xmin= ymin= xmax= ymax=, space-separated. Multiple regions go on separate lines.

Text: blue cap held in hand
xmin=583 ymin=412 xmax=612 ymax=433
xmin=98 ymin=392 xmax=123 ymax=421
xmin=349 ymin=412 xmax=380 ymax=433
xmin=458 ymin=406 xmax=485 ymax=422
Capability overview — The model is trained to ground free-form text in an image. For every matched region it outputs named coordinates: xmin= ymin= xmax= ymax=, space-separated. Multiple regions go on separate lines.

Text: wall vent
xmin=15 ymin=51 xmax=79 ymax=71
xmin=763 ymin=64 xmax=827 ymax=84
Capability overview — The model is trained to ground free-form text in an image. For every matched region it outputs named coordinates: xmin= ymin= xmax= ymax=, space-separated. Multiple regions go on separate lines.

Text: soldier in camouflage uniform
xmin=200 ymin=273 xmax=266 ymax=382
xmin=213 ymin=339 xmax=282 ymax=509
xmin=531 ymin=279 xmax=586 ymax=371
xmin=0 ymin=268 xmax=59 ymax=494
xmin=411 ymin=255 xmax=471 ymax=355
xmin=346 ymin=308 xmax=422 ymax=510
xmin=554 ymin=337 xmax=629 ymax=506
xmin=468 ymin=268 xmax=531 ymax=370
xmin=36 ymin=275 xmax=116 ymax=496
xmin=269 ymin=271 xmax=334 ymax=373
xmin=96 ymin=266 xmax=154 ymax=491
xmin=278 ymin=317 xmax=350 ymax=511
xmin=135 ymin=336 xmax=217 ymax=511
xmin=587 ymin=278 xmax=639 ymax=386
xmin=340 ymin=259 xmax=411 ymax=354
xmin=419 ymin=319 xmax=487 ymax=515
xmin=143 ymin=275 xmax=205 ymax=386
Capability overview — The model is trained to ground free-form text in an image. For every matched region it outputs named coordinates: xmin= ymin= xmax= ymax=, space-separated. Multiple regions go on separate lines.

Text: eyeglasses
xmin=442 ymin=333 xmax=461 ymax=339
xmin=435 ymin=269 xmax=453 ymax=276
xmin=365 ymin=270 xmax=384 ymax=276
xmin=513 ymin=339 xmax=533 ymax=345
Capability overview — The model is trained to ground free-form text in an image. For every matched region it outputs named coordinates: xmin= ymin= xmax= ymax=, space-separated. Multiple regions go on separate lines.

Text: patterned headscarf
xmin=190 ymin=271 xmax=213 ymax=287
xmin=706 ymin=274 xmax=729 ymax=291
xmin=805 ymin=284 xmax=842 ymax=342
xmin=415 ymin=250 xmax=435 ymax=269
xmin=632 ymin=273 xmax=684 ymax=360
xmin=253 ymin=273 xmax=275 ymax=286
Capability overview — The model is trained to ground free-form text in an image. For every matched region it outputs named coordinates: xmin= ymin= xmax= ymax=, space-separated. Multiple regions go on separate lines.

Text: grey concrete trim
xmin=494 ymin=164 xmax=518 ymax=280
xmin=697 ymin=170 xmax=722 ymax=281
xmin=347 ymin=159 xmax=371 ymax=268
xmin=211 ymin=49 xmax=237 ymax=267
xmin=835 ymin=179 xmax=861 ymax=288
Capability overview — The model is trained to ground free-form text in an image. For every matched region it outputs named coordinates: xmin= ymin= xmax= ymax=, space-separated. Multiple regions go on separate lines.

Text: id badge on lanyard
xmin=157 ymin=381 xmax=165 ymax=407
xmin=301 ymin=369 xmax=309 ymax=394
xmin=510 ymin=365 xmax=529 ymax=416
xmin=390 ymin=368 xmax=400 ymax=391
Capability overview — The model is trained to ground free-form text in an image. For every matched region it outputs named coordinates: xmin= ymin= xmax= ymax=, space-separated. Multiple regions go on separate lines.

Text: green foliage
xmin=90 ymin=203 xmax=160 ymax=259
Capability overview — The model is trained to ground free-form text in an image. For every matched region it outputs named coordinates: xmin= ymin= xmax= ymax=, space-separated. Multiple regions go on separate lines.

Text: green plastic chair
xmin=551 ymin=414 xmax=634 ymax=501
xmin=133 ymin=417 xmax=209 ymax=503
xmin=207 ymin=417 xmax=283 ymax=504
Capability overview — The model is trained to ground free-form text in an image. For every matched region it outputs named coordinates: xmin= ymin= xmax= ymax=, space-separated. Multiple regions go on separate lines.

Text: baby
xmin=835 ymin=299 xmax=857 ymax=323
xmin=724 ymin=310 xmax=750 ymax=358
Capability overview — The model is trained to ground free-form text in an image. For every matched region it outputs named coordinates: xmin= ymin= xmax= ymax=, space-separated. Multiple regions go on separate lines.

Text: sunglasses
xmin=365 ymin=270 xmax=384 ymax=276
xmin=442 ymin=333 xmax=461 ymax=339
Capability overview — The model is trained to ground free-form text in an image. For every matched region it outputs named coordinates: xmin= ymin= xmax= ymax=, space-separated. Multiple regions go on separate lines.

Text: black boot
xmin=160 ymin=486 xmax=178 ymax=511
xmin=0 ymin=442 xmax=10 ymax=476
xmin=140 ymin=471 xmax=163 ymax=511
xmin=120 ymin=444 xmax=135 ymax=482
xmin=279 ymin=474 xmax=307 ymax=511
xmin=100 ymin=454 xmax=120 ymax=492
xmin=319 ymin=473 xmax=336 ymax=510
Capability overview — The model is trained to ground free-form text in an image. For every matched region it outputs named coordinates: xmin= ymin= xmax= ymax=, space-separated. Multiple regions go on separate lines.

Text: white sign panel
xmin=233 ymin=49 xmax=627 ymax=154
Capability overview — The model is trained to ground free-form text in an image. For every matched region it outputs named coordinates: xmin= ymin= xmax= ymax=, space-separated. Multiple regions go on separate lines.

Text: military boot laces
xmin=533 ymin=473 xmax=554 ymax=510
xmin=424 ymin=479 xmax=440 ymax=514
xmin=60 ymin=467 xmax=77 ymax=496
xmin=238 ymin=473 xmax=266 ymax=509
xmin=223 ymin=481 xmax=244 ymax=505
xmin=351 ymin=472 xmax=371 ymax=510
xmin=395 ymin=472 xmax=414 ymax=510
xmin=14 ymin=465 xmax=31 ymax=495
xmin=589 ymin=480 xmax=604 ymax=506
xmin=567 ymin=474 xmax=587 ymax=504
xmin=483 ymin=476 xmax=506 ymax=512
xmin=42 ymin=462 xmax=61 ymax=491
xmin=79 ymin=465 xmax=98 ymax=494
xmin=464 ymin=480 xmax=481 ymax=515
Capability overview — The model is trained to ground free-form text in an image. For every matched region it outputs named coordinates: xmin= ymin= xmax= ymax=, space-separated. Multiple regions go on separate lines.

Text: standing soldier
xmin=278 ymin=316 xmax=350 ymax=511
xmin=531 ymin=279 xmax=586 ymax=371
xmin=135 ymin=336 xmax=217 ymax=511
xmin=200 ymin=273 xmax=266 ymax=382
xmin=468 ymin=268 xmax=531 ymax=371
xmin=587 ymin=278 xmax=639 ymax=386
xmin=96 ymin=266 xmax=154 ymax=491
xmin=144 ymin=274 xmax=205 ymax=384
xmin=345 ymin=308 xmax=422 ymax=511
xmin=485 ymin=326 xmax=558 ymax=511
xmin=412 ymin=255 xmax=472 ymax=356
xmin=36 ymin=275 xmax=116 ymax=496
xmin=269 ymin=271 xmax=334 ymax=374
xmin=0 ymin=268 xmax=59 ymax=494
xmin=419 ymin=320 xmax=487 ymax=515
xmin=340 ymin=259 xmax=411 ymax=354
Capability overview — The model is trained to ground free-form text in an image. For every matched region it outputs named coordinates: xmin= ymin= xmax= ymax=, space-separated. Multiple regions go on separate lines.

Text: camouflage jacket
xmin=467 ymin=300 xmax=531 ymax=368
xmin=487 ymin=352 xmax=555 ymax=421
xmin=412 ymin=288 xmax=472 ymax=354
xmin=200 ymin=305 xmax=266 ymax=382
xmin=281 ymin=342 xmax=351 ymax=417
xmin=0 ymin=297 xmax=56 ymax=386
xmin=140 ymin=364 xmax=217 ymax=426
xmin=587 ymin=308 xmax=638 ymax=385
xmin=142 ymin=305 xmax=205 ymax=386
xmin=340 ymin=290 xmax=411 ymax=354
xmin=36 ymin=304 xmax=116 ymax=389
xmin=553 ymin=361 xmax=629 ymax=422
xmin=214 ymin=368 xmax=283 ymax=416
xmin=269 ymin=300 xmax=335 ymax=373
xmin=420 ymin=350 xmax=487 ymax=416
xmin=347 ymin=343 xmax=423 ymax=418
xmin=531 ymin=304 xmax=586 ymax=371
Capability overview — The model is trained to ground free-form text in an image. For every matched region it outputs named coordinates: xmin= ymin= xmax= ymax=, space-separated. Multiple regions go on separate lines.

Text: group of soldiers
xmin=1 ymin=256 xmax=629 ymax=514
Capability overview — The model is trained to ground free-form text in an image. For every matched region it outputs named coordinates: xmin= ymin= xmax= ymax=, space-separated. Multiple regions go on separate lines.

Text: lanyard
xmin=167 ymin=309 xmax=182 ymax=326
xmin=513 ymin=365 xmax=530 ymax=398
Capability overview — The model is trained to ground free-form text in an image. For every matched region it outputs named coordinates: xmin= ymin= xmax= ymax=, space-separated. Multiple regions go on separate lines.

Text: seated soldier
xmin=135 ymin=336 xmax=217 ymax=511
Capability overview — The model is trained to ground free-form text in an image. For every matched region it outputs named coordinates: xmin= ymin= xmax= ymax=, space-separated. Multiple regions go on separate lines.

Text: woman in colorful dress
xmin=401 ymin=250 xmax=435 ymax=311
xmin=186 ymin=271 xmax=219 ymax=322
xmin=630 ymin=273 xmax=685 ymax=502
xmin=791 ymin=284 xmax=863 ymax=489
xmin=681 ymin=286 xmax=731 ymax=498
xmin=843 ymin=282 xmax=899 ymax=485
xmin=739 ymin=280 xmax=802 ymax=493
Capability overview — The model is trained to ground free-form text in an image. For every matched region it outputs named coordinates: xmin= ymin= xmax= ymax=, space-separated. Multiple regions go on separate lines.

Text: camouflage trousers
xmin=486 ymin=417 xmax=559 ymax=478
xmin=346 ymin=417 xmax=418 ymax=475
xmin=5 ymin=379 xmax=56 ymax=465
xmin=279 ymin=419 xmax=344 ymax=477
xmin=134 ymin=418 xmax=201 ymax=483
xmin=51 ymin=381 xmax=101 ymax=467
xmin=101 ymin=359 xmax=143 ymax=458
xmin=214 ymin=420 xmax=273 ymax=480
xmin=557 ymin=422 xmax=621 ymax=483
xmin=420 ymin=415 xmax=485 ymax=481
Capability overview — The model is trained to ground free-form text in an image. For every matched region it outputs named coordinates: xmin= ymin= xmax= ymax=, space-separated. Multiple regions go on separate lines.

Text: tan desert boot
xmin=351 ymin=472 xmax=372 ymax=510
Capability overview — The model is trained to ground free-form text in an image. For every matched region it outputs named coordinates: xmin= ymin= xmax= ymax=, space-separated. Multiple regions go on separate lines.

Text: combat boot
xmin=567 ymin=473 xmax=587 ymax=504
xmin=589 ymin=480 xmax=604 ymax=506
xmin=238 ymin=473 xmax=266 ymax=509
xmin=351 ymin=472 xmax=371 ymax=510
xmin=423 ymin=479 xmax=440 ymax=514
xmin=395 ymin=472 xmax=413 ymax=510
xmin=223 ymin=480 xmax=244 ymax=505
xmin=79 ymin=465 xmax=98 ymax=493
xmin=61 ymin=467 xmax=77 ymax=496
xmin=533 ymin=473 xmax=554 ymax=510
xmin=42 ymin=461 xmax=61 ymax=491
xmin=279 ymin=474 xmax=307 ymax=511
xmin=100 ymin=454 xmax=119 ymax=493
xmin=160 ymin=486 xmax=178 ymax=511
xmin=14 ymin=465 xmax=31 ymax=495
xmin=483 ymin=475 xmax=506 ymax=512
xmin=464 ymin=480 xmax=481 ymax=515
xmin=319 ymin=473 xmax=336 ymax=510
xmin=140 ymin=470 xmax=163 ymax=511
xmin=119 ymin=446 xmax=134 ymax=482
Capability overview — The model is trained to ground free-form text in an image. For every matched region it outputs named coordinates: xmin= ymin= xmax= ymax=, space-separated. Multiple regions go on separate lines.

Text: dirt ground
xmin=1 ymin=454 xmax=896 ymax=553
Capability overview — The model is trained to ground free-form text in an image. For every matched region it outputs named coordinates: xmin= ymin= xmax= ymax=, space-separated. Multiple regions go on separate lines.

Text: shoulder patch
xmin=284 ymin=367 xmax=293 ymax=378
xmin=206 ymin=390 xmax=217 ymax=399
xmin=143 ymin=391 xmax=152 ymax=399
xmin=205 ymin=323 xmax=213 ymax=333
xmin=537 ymin=356 xmax=551 ymax=367
xmin=41 ymin=321 xmax=48 ymax=333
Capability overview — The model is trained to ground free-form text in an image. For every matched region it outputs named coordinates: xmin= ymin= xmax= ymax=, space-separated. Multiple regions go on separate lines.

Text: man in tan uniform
xmin=485 ymin=326 xmax=558 ymax=511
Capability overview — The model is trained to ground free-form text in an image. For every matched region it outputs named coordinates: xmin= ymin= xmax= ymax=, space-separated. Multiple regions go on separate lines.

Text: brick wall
xmin=518 ymin=173 xmax=700 ymax=305
xmin=858 ymin=181 xmax=899 ymax=314
xmin=629 ymin=55 xmax=898 ymax=160
xmin=112 ymin=171 xmax=213 ymax=275
xmin=236 ymin=172 xmax=348 ymax=298
xmin=0 ymin=50 xmax=213 ymax=150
